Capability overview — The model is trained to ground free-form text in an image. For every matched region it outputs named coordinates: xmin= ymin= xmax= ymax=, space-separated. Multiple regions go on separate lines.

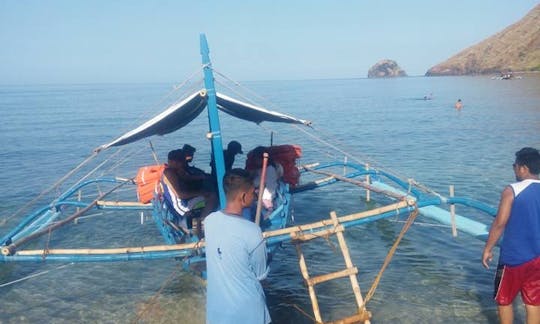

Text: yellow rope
xmin=361 ymin=204 xmax=419 ymax=310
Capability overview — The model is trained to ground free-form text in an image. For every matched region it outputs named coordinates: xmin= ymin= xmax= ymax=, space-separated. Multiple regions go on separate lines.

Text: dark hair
xmin=515 ymin=147 xmax=540 ymax=175
xmin=250 ymin=146 xmax=276 ymax=167
xmin=223 ymin=168 xmax=254 ymax=200
xmin=168 ymin=149 xmax=185 ymax=162
xmin=182 ymin=144 xmax=196 ymax=156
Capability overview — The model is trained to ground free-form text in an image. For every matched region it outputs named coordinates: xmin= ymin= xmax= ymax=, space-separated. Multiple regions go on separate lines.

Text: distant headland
xmin=426 ymin=4 xmax=540 ymax=76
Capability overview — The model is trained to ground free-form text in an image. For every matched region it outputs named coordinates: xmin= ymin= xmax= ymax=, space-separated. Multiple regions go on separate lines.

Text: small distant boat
xmin=492 ymin=72 xmax=521 ymax=80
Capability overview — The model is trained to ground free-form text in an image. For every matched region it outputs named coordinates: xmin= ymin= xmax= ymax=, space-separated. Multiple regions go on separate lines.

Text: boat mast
xmin=200 ymin=34 xmax=226 ymax=208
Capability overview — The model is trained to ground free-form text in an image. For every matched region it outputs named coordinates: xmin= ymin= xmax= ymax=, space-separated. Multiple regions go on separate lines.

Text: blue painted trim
xmin=200 ymin=34 xmax=226 ymax=208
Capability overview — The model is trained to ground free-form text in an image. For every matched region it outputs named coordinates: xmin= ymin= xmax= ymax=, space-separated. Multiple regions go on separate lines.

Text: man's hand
xmin=482 ymin=248 xmax=493 ymax=269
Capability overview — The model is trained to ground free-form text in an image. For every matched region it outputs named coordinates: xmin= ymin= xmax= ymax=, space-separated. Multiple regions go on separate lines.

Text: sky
xmin=0 ymin=0 xmax=538 ymax=84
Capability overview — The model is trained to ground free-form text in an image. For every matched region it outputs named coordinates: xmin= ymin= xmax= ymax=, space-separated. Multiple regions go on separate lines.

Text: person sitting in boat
xmin=248 ymin=146 xmax=283 ymax=215
xmin=210 ymin=140 xmax=244 ymax=180
xmin=162 ymin=149 xmax=217 ymax=233
xmin=182 ymin=144 xmax=207 ymax=176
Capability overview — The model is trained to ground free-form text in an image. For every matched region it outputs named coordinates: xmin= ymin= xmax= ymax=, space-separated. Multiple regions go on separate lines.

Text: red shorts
xmin=494 ymin=256 xmax=540 ymax=306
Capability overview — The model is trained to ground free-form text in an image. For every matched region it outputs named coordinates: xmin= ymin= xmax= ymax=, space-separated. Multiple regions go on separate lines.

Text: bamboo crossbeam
xmin=290 ymin=225 xmax=344 ymax=242
xmin=308 ymin=267 xmax=358 ymax=286
xmin=96 ymin=200 xmax=150 ymax=207
xmin=326 ymin=311 xmax=372 ymax=324
xmin=304 ymin=167 xmax=408 ymax=201
xmin=263 ymin=200 xmax=411 ymax=239
xmin=16 ymin=241 xmax=202 ymax=256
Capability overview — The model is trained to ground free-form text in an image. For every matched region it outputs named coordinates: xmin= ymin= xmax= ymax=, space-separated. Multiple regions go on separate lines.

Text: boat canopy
xmin=96 ymin=90 xmax=311 ymax=151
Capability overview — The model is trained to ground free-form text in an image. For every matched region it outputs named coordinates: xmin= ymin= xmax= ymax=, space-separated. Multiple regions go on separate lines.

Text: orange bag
xmin=135 ymin=164 xmax=166 ymax=203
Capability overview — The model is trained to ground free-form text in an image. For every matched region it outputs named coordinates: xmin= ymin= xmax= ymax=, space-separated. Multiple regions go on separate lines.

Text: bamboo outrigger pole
xmin=9 ymin=200 xmax=414 ymax=259
xmin=1 ymin=181 xmax=129 ymax=256
xmin=304 ymin=167 xmax=408 ymax=201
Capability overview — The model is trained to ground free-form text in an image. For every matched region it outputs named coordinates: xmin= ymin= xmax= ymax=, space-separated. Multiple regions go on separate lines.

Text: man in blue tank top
xmin=482 ymin=147 xmax=540 ymax=324
xmin=205 ymin=169 xmax=271 ymax=324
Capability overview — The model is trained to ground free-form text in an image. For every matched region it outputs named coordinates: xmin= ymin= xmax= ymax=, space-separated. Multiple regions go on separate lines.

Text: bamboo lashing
xmin=255 ymin=152 xmax=269 ymax=225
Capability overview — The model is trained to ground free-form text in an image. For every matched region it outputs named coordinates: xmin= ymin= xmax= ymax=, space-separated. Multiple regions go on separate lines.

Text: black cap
xmin=227 ymin=141 xmax=243 ymax=154
xmin=182 ymin=144 xmax=196 ymax=156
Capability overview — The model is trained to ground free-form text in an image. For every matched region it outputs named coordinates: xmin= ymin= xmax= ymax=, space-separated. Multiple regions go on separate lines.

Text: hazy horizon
xmin=1 ymin=1 xmax=538 ymax=85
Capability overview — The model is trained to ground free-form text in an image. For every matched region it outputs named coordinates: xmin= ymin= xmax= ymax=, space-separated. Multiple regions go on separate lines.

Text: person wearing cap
xmin=181 ymin=144 xmax=207 ymax=176
xmin=210 ymin=140 xmax=244 ymax=180
xmin=162 ymin=149 xmax=217 ymax=233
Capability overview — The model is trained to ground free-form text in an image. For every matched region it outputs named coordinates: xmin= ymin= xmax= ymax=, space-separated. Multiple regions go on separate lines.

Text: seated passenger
xmin=182 ymin=144 xmax=207 ymax=176
xmin=249 ymin=146 xmax=283 ymax=213
xmin=210 ymin=140 xmax=244 ymax=180
xmin=162 ymin=149 xmax=217 ymax=233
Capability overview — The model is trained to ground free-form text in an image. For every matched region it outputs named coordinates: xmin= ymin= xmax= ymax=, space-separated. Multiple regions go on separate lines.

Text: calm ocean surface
xmin=0 ymin=75 xmax=539 ymax=323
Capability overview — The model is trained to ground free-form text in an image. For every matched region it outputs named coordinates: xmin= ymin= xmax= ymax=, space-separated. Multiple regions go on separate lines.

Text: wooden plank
xmin=308 ymin=267 xmax=358 ymax=286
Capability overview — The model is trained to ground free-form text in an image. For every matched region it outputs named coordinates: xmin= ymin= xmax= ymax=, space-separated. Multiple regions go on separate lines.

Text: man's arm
xmin=482 ymin=186 xmax=514 ymax=269
xmin=162 ymin=168 xmax=182 ymax=196
xmin=249 ymin=229 xmax=269 ymax=281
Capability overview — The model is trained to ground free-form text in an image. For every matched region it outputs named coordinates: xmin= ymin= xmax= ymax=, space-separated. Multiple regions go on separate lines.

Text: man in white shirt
xmin=205 ymin=169 xmax=271 ymax=324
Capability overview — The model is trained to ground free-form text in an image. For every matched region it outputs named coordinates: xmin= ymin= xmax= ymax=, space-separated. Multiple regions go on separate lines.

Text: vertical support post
xmin=255 ymin=153 xmax=269 ymax=226
xmin=330 ymin=211 xmax=367 ymax=320
xmin=140 ymin=211 xmax=144 ymax=225
xmin=200 ymin=34 xmax=226 ymax=208
xmin=449 ymin=185 xmax=457 ymax=237
xmin=295 ymin=243 xmax=323 ymax=323
xmin=365 ymin=164 xmax=371 ymax=202
xmin=343 ymin=156 xmax=348 ymax=175
xmin=75 ymin=190 xmax=82 ymax=224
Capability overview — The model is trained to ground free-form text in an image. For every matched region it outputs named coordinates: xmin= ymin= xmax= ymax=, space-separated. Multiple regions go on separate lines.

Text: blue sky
xmin=0 ymin=1 xmax=538 ymax=84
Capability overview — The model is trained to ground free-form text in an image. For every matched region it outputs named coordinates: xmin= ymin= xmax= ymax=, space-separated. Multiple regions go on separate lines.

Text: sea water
xmin=0 ymin=75 xmax=539 ymax=323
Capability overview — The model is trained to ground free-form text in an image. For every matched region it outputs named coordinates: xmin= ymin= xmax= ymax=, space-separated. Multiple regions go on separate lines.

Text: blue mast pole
xmin=200 ymin=34 xmax=226 ymax=208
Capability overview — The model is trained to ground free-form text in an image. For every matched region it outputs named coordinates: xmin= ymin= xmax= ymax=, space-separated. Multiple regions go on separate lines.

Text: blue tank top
xmin=500 ymin=179 xmax=540 ymax=266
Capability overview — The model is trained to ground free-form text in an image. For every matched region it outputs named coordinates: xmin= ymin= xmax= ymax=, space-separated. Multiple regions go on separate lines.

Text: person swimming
xmin=455 ymin=99 xmax=463 ymax=110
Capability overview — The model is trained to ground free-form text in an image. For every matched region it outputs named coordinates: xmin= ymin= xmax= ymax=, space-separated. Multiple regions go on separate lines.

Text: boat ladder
xmin=292 ymin=211 xmax=371 ymax=324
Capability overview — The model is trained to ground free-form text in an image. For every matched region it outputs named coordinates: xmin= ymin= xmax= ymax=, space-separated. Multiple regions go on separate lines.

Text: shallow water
xmin=0 ymin=75 xmax=539 ymax=323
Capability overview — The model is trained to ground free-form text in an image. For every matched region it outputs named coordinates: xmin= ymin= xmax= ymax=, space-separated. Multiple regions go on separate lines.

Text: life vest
xmin=246 ymin=145 xmax=302 ymax=187
xmin=135 ymin=164 xmax=166 ymax=203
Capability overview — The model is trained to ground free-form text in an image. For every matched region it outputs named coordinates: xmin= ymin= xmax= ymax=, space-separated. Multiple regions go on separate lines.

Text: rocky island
xmin=426 ymin=4 xmax=540 ymax=76
xmin=367 ymin=59 xmax=407 ymax=78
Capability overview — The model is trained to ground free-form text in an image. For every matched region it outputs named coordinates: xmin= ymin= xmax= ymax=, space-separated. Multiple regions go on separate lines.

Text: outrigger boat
xmin=0 ymin=35 xmax=500 ymax=322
